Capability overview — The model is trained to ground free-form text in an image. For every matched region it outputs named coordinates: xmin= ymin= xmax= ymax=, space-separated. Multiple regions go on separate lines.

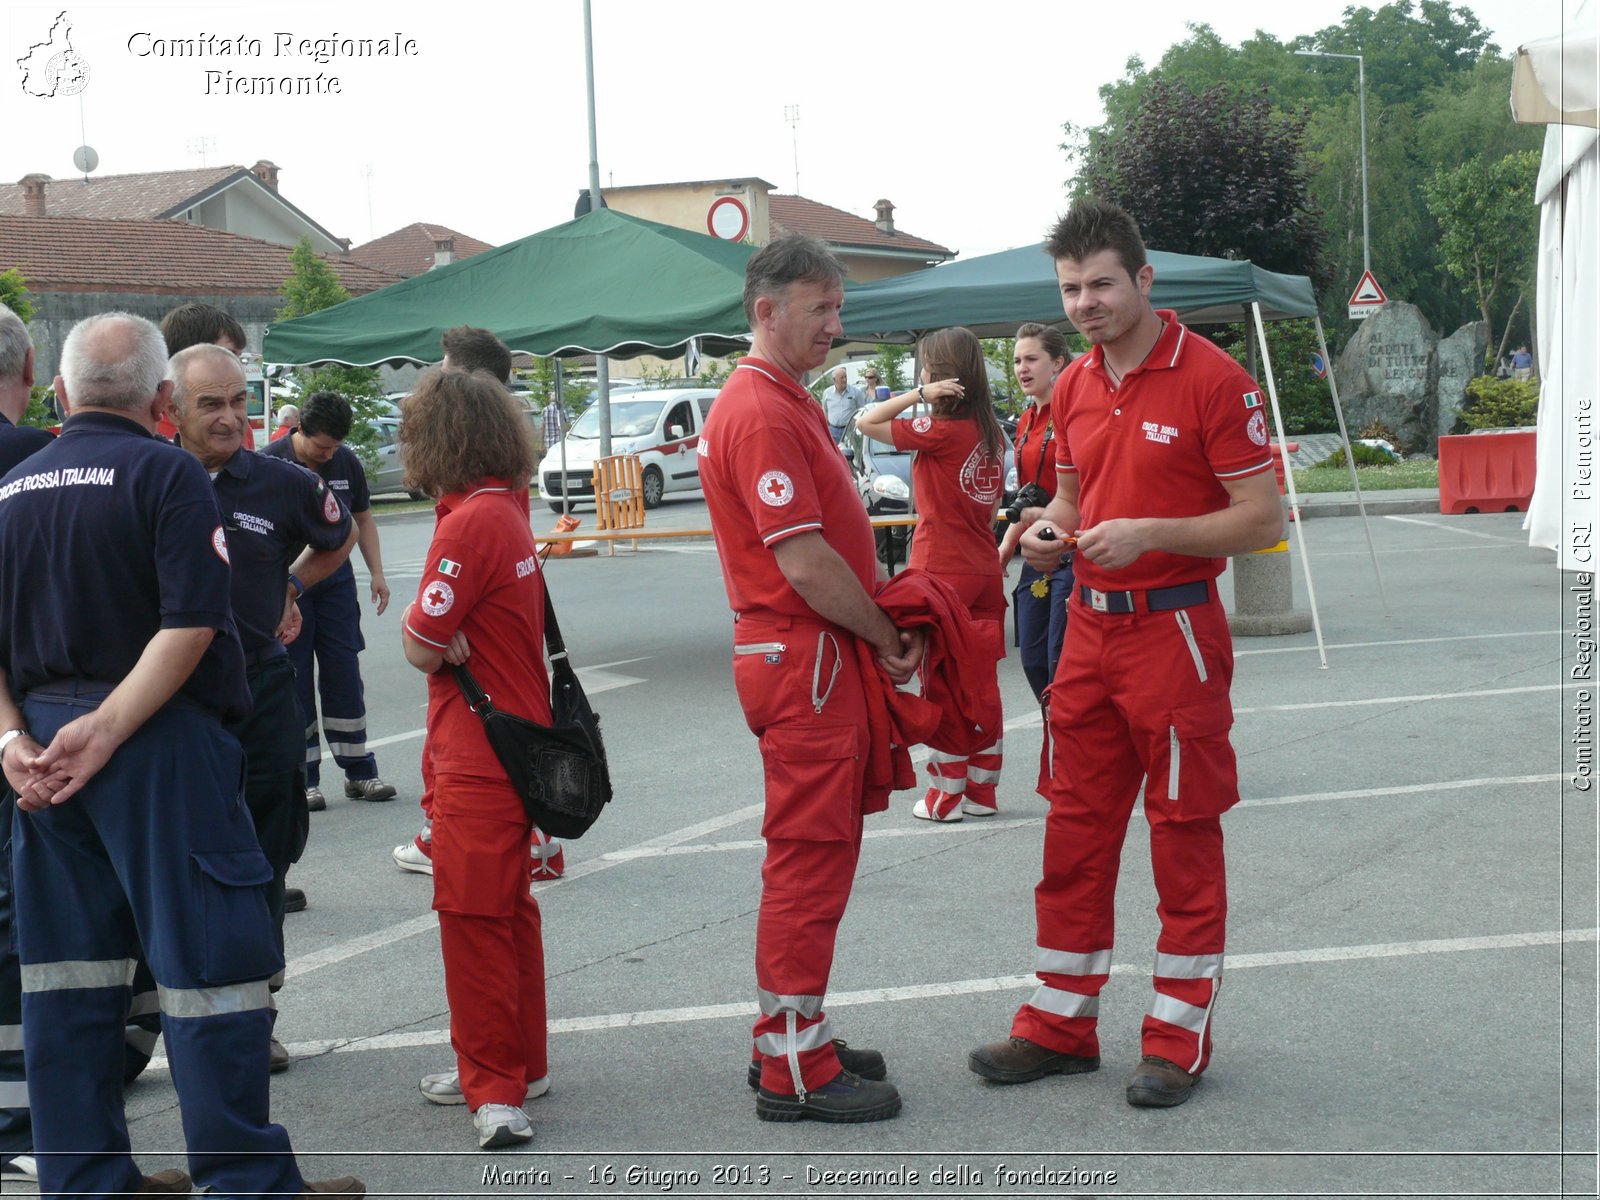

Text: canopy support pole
xmin=1313 ymin=315 xmax=1391 ymax=615
xmin=1252 ymin=303 xmax=1329 ymax=668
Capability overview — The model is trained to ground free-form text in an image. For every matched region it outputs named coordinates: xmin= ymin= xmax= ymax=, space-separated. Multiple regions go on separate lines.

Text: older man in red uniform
xmin=699 ymin=234 xmax=924 ymax=1124
xmin=969 ymin=199 xmax=1282 ymax=1107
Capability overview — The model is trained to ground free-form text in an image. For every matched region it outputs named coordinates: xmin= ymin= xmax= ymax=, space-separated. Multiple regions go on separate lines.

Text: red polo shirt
xmin=699 ymin=357 xmax=878 ymax=620
xmin=1054 ymin=311 xmax=1274 ymax=592
xmin=405 ymin=479 xmax=551 ymax=784
xmin=890 ymin=415 xmax=1004 ymax=578
xmin=1012 ymin=400 xmax=1059 ymax=499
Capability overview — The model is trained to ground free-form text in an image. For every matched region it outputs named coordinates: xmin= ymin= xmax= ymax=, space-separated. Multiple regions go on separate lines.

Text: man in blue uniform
xmin=0 ymin=312 xmax=362 ymax=1197
xmin=0 ymin=308 xmax=52 ymax=476
xmin=0 ymin=307 xmax=51 ymax=1182
xmin=259 ymin=391 xmax=395 ymax=809
xmin=171 ymin=345 xmax=357 ymax=1072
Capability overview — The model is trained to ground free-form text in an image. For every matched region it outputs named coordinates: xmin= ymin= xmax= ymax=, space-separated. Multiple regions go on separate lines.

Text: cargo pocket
xmin=758 ymin=725 xmax=864 ymax=843
xmin=1159 ymin=699 xmax=1237 ymax=819
xmin=190 ymin=849 xmax=278 ymax=985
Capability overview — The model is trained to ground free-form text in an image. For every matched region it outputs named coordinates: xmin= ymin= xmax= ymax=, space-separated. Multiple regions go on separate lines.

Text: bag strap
xmin=452 ymin=662 xmax=496 ymax=717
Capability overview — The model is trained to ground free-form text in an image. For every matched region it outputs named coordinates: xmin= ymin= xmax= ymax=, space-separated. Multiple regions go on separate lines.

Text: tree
xmin=276 ymin=237 xmax=383 ymax=467
xmin=0 ymin=268 xmax=35 ymax=322
xmin=1077 ymin=78 xmax=1329 ymax=289
xmin=1422 ymin=149 xmax=1539 ymax=362
xmin=276 ymin=238 xmax=351 ymax=321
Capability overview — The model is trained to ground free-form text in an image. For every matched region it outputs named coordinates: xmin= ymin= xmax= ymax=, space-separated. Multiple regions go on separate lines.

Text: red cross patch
xmin=911 ymin=416 xmax=933 ymax=433
xmin=420 ymin=579 xmax=455 ymax=616
xmin=211 ymin=525 xmax=230 ymax=564
xmin=757 ymin=470 xmax=794 ymax=507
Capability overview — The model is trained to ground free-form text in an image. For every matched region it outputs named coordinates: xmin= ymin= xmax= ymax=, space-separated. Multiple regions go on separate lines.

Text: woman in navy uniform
xmin=0 ymin=313 xmax=362 ymax=1198
xmin=170 ymin=344 xmax=358 ymax=1071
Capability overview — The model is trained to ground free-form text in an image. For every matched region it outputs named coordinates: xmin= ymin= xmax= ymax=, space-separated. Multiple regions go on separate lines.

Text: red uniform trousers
xmin=431 ymin=772 xmax=548 ymax=1110
xmin=921 ymin=572 xmax=1006 ymax=814
xmin=1012 ymin=583 xmax=1236 ymax=1075
xmin=732 ymin=613 xmax=869 ymax=1095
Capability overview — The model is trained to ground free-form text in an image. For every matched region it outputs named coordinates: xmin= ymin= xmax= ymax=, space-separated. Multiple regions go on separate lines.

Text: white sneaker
xmin=392 ymin=839 xmax=433 ymax=875
xmin=961 ymin=797 xmax=999 ymax=816
xmin=1 ymin=1154 xmax=37 ymax=1180
xmin=473 ymin=1103 xmax=533 ymax=1149
xmin=420 ymin=1069 xmax=550 ymax=1106
xmin=912 ymin=793 xmax=964 ymax=822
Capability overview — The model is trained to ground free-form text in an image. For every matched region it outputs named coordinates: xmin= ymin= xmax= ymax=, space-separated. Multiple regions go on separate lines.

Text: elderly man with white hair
xmin=0 ymin=313 xmax=364 ymax=1198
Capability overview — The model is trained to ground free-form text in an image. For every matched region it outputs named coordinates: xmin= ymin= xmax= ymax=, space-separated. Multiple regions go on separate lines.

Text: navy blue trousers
xmin=0 ymin=790 xmax=25 ymax=1169
xmin=1014 ymin=558 xmax=1074 ymax=703
xmin=286 ymin=572 xmax=377 ymax=788
xmin=14 ymin=690 xmax=304 ymax=1199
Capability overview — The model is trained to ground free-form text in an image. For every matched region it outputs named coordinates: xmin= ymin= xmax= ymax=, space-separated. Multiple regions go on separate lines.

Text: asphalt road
xmin=33 ymin=498 xmax=1596 ymax=1198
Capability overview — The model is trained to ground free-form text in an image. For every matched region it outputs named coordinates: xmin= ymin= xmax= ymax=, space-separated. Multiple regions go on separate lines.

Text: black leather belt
xmin=1079 ymin=580 xmax=1211 ymax=614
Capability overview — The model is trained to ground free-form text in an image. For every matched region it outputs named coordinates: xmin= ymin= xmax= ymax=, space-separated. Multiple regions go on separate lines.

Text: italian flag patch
xmin=1243 ymin=391 xmax=1263 ymax=410
xmin=437 ymin=558 xmax=462 ymax=577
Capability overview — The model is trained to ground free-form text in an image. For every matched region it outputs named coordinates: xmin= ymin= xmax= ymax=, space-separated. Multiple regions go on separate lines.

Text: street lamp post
xmin=1296 ymin=48 xmax=1369 ymax=277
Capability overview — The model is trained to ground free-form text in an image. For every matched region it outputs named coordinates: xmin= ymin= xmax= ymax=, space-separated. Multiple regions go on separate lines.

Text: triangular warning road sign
xmin=1348 ymin=270 xmax=1387 ymax=306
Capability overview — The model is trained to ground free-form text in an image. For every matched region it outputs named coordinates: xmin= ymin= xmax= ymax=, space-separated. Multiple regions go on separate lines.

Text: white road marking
xmin=171 ymin=927 xmax=1590 ymax=1069
xmin=1234 ymin=630 xmax=1560 ymax=658
xmin=1384 ymin=515 xmax=1525 ymax=542
xmin=282 ymin=802 xmax=766 ymax=980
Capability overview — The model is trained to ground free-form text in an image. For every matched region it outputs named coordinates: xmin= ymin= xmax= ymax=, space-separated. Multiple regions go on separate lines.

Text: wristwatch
xmin=0 ymin=727 xmax=27 ymax=763
xmin=289 ymin=574 xmax=306 ymax=600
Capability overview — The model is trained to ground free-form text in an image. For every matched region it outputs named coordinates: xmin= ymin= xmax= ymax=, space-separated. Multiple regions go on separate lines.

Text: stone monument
xmin=1333 ymin=302 xmax=1486 ymax=454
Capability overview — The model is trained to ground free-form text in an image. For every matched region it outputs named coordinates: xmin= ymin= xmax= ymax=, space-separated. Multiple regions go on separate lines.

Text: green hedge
xmin=1460 ymin=375 xmax=1538 ymax=430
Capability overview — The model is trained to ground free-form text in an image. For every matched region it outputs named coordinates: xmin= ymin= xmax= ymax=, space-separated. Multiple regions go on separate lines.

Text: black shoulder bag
xmin=451 ymin=581 xmax=613 ymax=839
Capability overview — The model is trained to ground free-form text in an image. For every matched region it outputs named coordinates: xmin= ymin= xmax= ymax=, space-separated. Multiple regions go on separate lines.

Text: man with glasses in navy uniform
xmin=0 ymin=313 xmax=362 ymax=1197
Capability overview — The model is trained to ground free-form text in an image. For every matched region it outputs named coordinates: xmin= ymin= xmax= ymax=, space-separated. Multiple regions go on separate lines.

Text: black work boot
xmin=746 ymin=1038 xmax=885 ymax=1089
xmin=755 ymin=1070 xmax=901 ymax=1123
xmin=968 ymin=1035 xmax=1099 ymax=1084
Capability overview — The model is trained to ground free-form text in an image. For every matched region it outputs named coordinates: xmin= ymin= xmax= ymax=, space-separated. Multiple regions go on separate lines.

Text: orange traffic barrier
xmin=1438 ymin=431 xmax=1536 ymax=514
xmin=546 ymin=512 xmax=581 ymax=556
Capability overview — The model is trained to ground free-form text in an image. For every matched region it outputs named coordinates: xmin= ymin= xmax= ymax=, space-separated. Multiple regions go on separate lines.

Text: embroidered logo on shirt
xmin=421 ymin=579 xmax=455 ymax=616
xmin=697 ymin=436 xmax=709 ymax=455
xmin=1243 ymin=391 xmax=1263 ymax=410
xmin=757 ymin=471 xmax=794 ymax=507
xmin=1247 ymin=410 xmax=1269 ymax=446
xmin=1142 ymin=421 xmax=1180 ymax=445
xmin=911 ymin=416 xmax=933 ymax=433
xmin=959 ymin=445 xmax=1004 ymax=504
xmin=211 ymin=525 xmax=230 ymax=563
xmin=322 ymin=488 xmax=341 ymax=523
xmin=438 ymin=558 xmax=462 ymax=577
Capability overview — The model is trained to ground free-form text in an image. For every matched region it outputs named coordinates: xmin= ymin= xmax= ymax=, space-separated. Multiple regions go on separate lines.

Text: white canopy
xmin=1518 ymin=0 xmax=1600 ymax=570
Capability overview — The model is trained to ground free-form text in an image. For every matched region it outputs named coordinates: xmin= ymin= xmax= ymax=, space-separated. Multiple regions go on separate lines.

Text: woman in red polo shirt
xmin=397 ymin=369 xmax=550 ymax=1151
xmin=856 ymin=327 xmax=1007 ymax=821
xmin=997 ymin=323 xmax=1075 ymax=707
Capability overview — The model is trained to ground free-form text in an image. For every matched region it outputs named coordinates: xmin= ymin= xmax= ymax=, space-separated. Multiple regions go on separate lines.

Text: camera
xmin=1003 ymin=482 xmax=1051 ymax=527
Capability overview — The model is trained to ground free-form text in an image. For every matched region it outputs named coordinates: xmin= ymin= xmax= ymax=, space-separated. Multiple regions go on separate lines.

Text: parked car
xmin=366 ymin=415 xmax=425 ymax=499
xmin=538 ymin=388 xmax=716 ymax=511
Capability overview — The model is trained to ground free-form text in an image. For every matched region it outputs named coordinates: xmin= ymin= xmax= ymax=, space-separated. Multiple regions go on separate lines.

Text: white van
xmin=538 ymin=387 xmax=718 ymax=511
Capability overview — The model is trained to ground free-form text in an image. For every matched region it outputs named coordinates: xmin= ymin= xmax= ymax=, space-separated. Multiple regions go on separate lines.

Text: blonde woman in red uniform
xmin=856 ymin=327 xmax=1007 ymax=820
xmin=397 ymin=369 xmax=550 ymax=1150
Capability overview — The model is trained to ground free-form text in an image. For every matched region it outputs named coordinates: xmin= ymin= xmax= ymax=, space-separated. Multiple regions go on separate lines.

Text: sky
xmin=0 ymin=0 xmax=1578 ymax=263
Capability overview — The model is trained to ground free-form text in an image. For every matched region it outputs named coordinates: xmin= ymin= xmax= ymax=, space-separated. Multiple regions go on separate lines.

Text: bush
xmin=1460 ymin=375 xmax=1539 ymax=430
xmin=1218 ymin=319 xmax=1337 ymax=434
xmin=1318 ymin=441 xmax=1402 ymax=468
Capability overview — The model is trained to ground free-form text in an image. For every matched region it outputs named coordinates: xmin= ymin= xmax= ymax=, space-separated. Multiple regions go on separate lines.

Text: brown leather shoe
xmin=270 ymin=1037 xmax=290 ymax=1073
xmin=1126 ymin=1055 xmax=1200 ymax=1107
xmin=968 ymin=1035 xmax=1099 ymax=1084
xmin=138 ymin=1169 xmax=193 ymax=1194
xmin=298 ymin=1178 xmax=366 ymax=1196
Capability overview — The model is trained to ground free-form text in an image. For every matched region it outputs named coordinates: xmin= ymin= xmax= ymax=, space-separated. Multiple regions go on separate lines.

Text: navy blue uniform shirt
xmin=257 ymin=430 xmax=370 ymax=592
xmin=209 ymin=447 xmax=353 ymax=657
xmin=0 ymin=411 xmax=55 ymax=477
xmin=0 ymin=411 xmax=250 ymax=720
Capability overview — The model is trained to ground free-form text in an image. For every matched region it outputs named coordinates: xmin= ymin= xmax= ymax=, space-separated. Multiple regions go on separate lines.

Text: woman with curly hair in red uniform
xmin=856 ymin=326 xmax=1007 ymax=820
xmin=398 ymin=369 xmax=550 ymax=1150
